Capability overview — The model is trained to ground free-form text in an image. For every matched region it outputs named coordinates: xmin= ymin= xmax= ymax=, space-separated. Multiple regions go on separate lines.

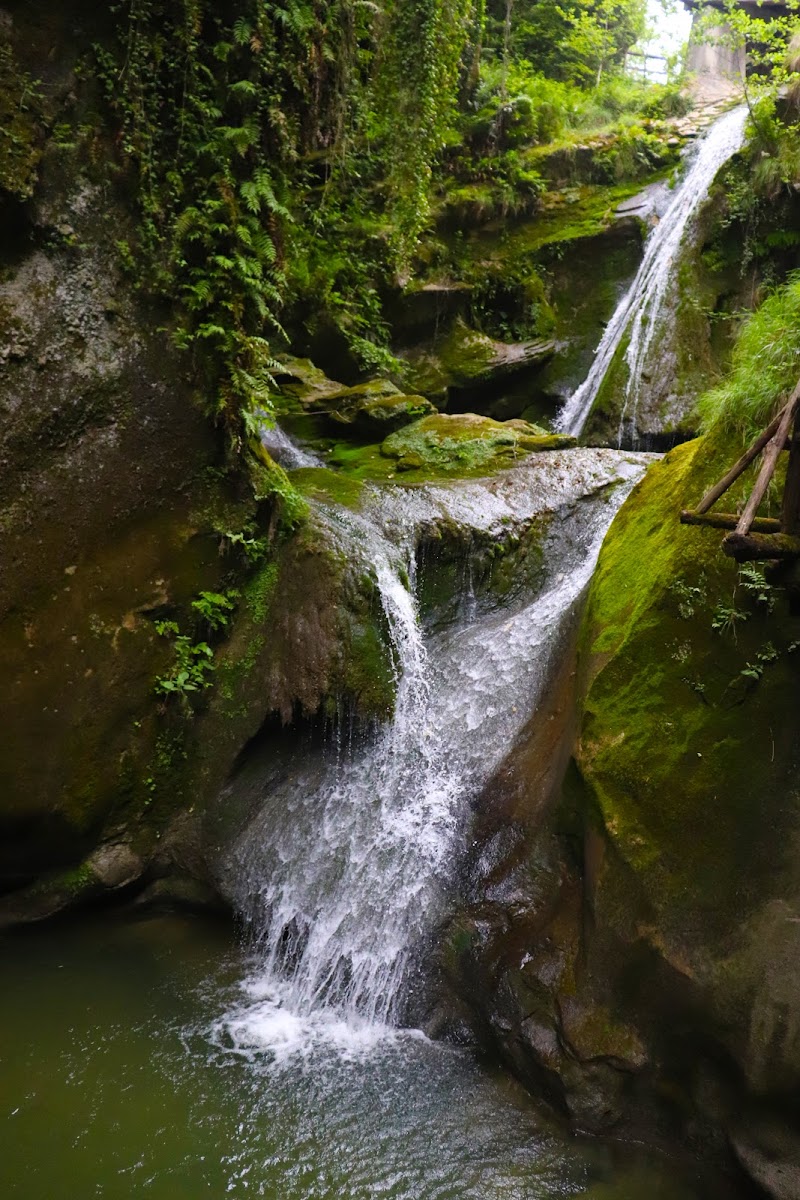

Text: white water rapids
xmin=556 ymin=105 xmax=748 ymax=442
xmin=219 ymin=452 xmax=648 ymax=1054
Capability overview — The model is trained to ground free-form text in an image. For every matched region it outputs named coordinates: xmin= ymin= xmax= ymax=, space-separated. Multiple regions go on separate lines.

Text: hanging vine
xmin=377 ymin=0 xmax=481 ymax=262
xmin=94 ymin=0 xmax=369 ymax=449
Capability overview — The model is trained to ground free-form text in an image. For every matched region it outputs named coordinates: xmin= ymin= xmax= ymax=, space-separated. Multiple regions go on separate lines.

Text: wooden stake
xmin=695 ymin=407 xmax=786 ymax=515
xmin=782 ymin=415 xmax=800 ymax=535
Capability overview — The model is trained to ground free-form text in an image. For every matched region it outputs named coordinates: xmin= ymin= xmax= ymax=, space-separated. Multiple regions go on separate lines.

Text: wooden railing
xmin=680 ymin=384 xmax=800 ymax=563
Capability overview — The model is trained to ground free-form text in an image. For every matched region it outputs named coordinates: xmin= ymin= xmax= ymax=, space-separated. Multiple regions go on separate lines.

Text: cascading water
xmin=260 ymin=420 xmax=321 ymax=468
xmin=218 ymin=452 xmax=649 ymax=1052
xmin=556 ymin=105 xmax=748 ymax=442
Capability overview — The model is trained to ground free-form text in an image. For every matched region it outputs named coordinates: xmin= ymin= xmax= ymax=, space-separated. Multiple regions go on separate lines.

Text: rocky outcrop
xmin=446 ymin=432 xmax=800 ymax=1191
xmin=380 ymin=412 xmax=573 ymax=472
xmin=0 ymin=4 xmax=399 ymax=926
xmin=272 ymin=358 xmax=436 ymax=435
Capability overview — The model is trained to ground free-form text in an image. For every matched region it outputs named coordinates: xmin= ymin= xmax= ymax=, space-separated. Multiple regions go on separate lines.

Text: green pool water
xmin=0 ymin=913 xmax=737 ymax=1199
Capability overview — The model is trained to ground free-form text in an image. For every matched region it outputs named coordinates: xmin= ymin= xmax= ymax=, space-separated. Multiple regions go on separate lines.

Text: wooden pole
xmin=723 ymin=530 xmax=800 ymax=561
xmin=782 ymin=414 xmax=800 ymax=535
xmin=735 ymin=390 xmax=800 ymax=537
xmin=680 ymin=510 xmax=782 ymax=533
xmin=695 ymin=406 xmax=786 ymax=515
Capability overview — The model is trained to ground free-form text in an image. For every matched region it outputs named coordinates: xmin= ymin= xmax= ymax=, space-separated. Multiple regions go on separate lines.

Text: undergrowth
xmin=697 ymin=271 xmax=800 ymax=438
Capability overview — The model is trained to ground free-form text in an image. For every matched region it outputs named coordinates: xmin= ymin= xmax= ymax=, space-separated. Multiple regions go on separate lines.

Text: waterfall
xmin=555 ymin=105 xmax=748 ymax=442
xmin=219 ymin=453 xmax=648 ymax=1052
xmin=260 ymin=420 xmax=321 ymax=469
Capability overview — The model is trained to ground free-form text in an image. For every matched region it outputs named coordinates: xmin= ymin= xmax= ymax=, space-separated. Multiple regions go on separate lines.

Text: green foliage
xmin=697 ymin=271 xmax=800 ymax=437
xmin=740 ymin=640 xmax=779 ymax=683
xmin=219 ymin=527 xmax=268 ymax=563
xmin=91 ymin=0 xmax=691 ymax=430
xmin=691 ymin=0 xmax=800 ymax=92
xmin=191 ymin=590 xmax=239 ymax=631
xmin=485 ymin=0 xmax=647 ymax=86
xmin=465 ymin=60 xmax=679 ymax=152
xmin=0 ymin=41 xmax=43 ymax=199
xmin=376 ymin=0 xmax=480 ymax=257
xmin=153 ymin=620 xmax=215 ymax=697
xmin=670 ymin=575 xmax=707 ymax=621
xmin=712 ymin=564 xmax=774 ymax=638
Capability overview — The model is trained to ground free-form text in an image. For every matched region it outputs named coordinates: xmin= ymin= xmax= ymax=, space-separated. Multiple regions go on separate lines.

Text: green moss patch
xmin=381 ymin=413 xmax=574 ymax=473
xmin=577 ymin=433 xmax=800 ymax=945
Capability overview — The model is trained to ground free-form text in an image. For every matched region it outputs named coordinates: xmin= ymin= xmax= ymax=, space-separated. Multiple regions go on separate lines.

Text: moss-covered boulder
xmin=381 ymin=413 xmax=574 ymax=472
xmin=402 ymin=318 xmax=556 ymax=405
xmin=446 ymin=429 xmax=800 ymax=1185
xmin=321 ymin=379 xmax=436 ymax=435
xmin=272 ymin=358 xmax=435 ymax=438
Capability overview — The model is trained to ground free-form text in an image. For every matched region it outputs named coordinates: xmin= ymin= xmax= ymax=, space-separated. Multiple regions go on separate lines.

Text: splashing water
xmin=219 ymin=453 xmax=648 ymax=1054
xmin=556 ymin=106 xmax=747 ymax=442
xmin=261 ymin=420 xmax=321 ymax=468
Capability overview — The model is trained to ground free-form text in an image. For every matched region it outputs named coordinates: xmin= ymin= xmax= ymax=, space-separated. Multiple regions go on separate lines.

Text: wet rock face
xmin=448 ymin=433 xmax=800 ymax=1185
xmin=0 ymin=14 xmax=226 ymax=890
xmin=0 ymin=7 xmax=395 ymax=921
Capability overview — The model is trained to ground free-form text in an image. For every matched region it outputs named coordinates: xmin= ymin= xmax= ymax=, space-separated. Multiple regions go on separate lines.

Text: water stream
xmin=219 ymin=453 xmax=647 ymax=1051
xmin=0 ymin=452 xmax=742 ymax=1196
xmin=555 ymin=105 xmax=748 ymax=441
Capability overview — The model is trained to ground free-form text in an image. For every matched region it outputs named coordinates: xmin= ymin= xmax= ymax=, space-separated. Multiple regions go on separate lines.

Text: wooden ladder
xmin=680 ymin=382 xmax=800 ymax=566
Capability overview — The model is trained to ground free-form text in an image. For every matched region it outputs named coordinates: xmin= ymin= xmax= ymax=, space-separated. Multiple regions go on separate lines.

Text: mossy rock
xmin=571 ymin=431 xmax=800 ymax=1103
xmin=381 ymin=413 xmax=574 ymax=473
xmin=273 ymin=360 xmax=435 ymax=436
xmin=322 ymin=379 xmax=436 ymax=435
xmin=272 ymin=355 xmax=345 ymax=412
xmin=403 ymin=318 xmax=556 ymax=400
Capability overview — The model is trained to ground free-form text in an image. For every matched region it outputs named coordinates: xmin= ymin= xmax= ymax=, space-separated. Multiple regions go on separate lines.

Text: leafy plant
xmin=711 ymin=601 xmax=749 ymax=638
xmin=740 ymin=641 xmax=779 ymax=682
xmin=191 ymin=590 xmax=239 ymax=631
xmin=670 ymin=575 xmax=707 ymax=620
xmin=154 ymin=621 xmax=215 ymax=696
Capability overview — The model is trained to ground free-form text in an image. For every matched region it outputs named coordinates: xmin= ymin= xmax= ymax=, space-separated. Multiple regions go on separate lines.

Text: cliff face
xmin=1 ymin=1 xmax=221 ymax=885
xmin=0 ymin=2 xmax=401 ymax=920
xmin=447 ymin=432 xmax=800 ymax=1195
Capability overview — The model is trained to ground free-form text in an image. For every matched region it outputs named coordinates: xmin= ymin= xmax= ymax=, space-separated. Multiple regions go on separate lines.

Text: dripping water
xmin=556 ymin=105 xmax=747 ymax=442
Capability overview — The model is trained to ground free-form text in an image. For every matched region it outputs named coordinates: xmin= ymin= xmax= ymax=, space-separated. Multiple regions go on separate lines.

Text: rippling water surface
xmin=1 ymin=914 xmax=735 ymax=1200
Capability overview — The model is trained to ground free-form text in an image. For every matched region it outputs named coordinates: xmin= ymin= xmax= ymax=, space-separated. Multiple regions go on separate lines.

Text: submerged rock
xmin=381 ymin=413 xmax=574 ymax=472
